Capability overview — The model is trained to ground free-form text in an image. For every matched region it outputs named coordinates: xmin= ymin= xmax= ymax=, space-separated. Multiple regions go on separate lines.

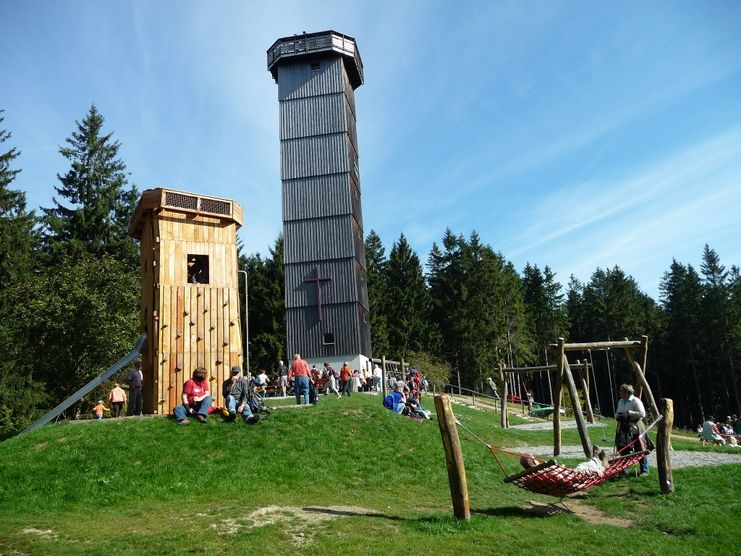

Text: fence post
xmin=381 ymin=356 xmax=387 ymax=399
xmin=434 ymin=394 xmax=471 ymax=520
xmin=657 ymin=398 xmax=674 ymax=494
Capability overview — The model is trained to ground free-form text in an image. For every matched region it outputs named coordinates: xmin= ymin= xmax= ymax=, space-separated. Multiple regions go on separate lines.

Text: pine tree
xmin=385 ymin=234 xmax=435 ymax=358
xmin=41 ymin=104 xmax=138 ymax=264
xmin=364 ymin=230 xmax=390 ymax=357
xmin=659 ymin=260 xmax=706 ymax=425
xmin=565 ymin=274 xmax=585 ymax=341
xmin=0 ymin=110 xmax=37 ymax=291
xmin=699 ymin=245 xmax=738 ymax=415
xmin=241 ymin=235 xmax=285 ymax=373
xmin=0 ymin=110 xmax=47 ymax=435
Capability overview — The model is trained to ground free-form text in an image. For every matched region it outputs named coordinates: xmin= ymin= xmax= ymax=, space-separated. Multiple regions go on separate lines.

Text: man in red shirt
xmin=173 ymin=367 xmax=213 ymax=425
xmin=288 ymin=353 xmax=311 ymax=405
xmin=339 ymin=362 xmax=352 ymax=397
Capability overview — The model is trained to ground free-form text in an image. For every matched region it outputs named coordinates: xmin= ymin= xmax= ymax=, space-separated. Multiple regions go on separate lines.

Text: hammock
xmin=456 ymin=415 xmax=661 ymax=497
xmin=502 ymin=450 xmax=649 ymax=496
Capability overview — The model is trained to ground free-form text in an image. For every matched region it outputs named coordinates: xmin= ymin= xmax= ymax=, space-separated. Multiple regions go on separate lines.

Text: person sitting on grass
xmin=174 ymin=367 xmax=213 ymax=425
xmin=700 ymin=416 xmax=726 ymax=445
xmin=404 ymin=386 xmax=432 ymax=420
xmin=383 ymin=381 xmax=407 ymax=415
xmin=93 ymin=400 xmax=109 ymax=420
xmin=222 ymin=366 xmax=260 ymax=425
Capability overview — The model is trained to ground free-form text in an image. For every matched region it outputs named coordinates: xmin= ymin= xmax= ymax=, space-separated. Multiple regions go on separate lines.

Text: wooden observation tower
xmin=129 ymin=188 xmax=244 ymax=415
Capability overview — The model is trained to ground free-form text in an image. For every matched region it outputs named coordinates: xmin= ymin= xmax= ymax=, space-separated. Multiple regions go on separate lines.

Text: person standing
xmin=373 ymin=363 xmax=383 ymax=393
xmin=173 ymin=367 xmax=213 ymax=425
xmin=277 ymin=360 xmax=288 ymax=397
xmin=92 ymin=400 xmax=109 ymax=420
xmin=108 ymin=383 xmax=127 ymax=418
xmin=615 ymin=384 xmax=650 ymax=476
xmin=288 ymin=353 xmax=311 ymax=405
xmin=324 ymin=362 xmax=341 ymax=398
xmin=125 ymin=360 xmax=144 ymax=416
xmin=340 ymin=362 xmax=352 ymax=396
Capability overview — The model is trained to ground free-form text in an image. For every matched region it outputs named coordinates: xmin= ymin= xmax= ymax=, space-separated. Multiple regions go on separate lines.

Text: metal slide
xmin=19 ymin=333 xmax=147 ymax=436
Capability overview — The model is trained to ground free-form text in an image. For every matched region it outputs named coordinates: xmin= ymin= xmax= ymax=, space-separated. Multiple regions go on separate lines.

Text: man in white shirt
xmin=373 ymin=364 xmax=383 ymax=392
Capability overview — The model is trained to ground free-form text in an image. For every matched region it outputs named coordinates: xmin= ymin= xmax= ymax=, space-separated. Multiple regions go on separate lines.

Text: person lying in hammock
xmin=519 ymin=445 xmax=611 ymax=476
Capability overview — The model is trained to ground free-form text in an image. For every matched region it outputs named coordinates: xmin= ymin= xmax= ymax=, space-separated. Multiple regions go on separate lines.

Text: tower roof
xmin=267 ymin=30 xmax=364 ymax=89
xmin=129 ymin=188 xmax=243 ymax=238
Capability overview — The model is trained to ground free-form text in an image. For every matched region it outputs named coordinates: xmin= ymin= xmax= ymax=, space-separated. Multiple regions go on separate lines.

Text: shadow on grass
xmin=473 ymin=501 xmax=574 ymax=519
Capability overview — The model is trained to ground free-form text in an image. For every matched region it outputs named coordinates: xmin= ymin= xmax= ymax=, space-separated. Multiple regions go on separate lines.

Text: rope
xmin=613 ymin=414 xmax=663 ymax=456
xmin=453 ymin=418 xmax=521 ymax=477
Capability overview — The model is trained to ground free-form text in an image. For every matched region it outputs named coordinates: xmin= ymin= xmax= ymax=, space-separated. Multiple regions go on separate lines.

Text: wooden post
xmin=563 ymin=359 xmax=592 ymax=458
xmin=434 ymin=395 xmax=471 ymax=520
xmin=457 ymin=369 xmax=462 ymax=395
xmin=633 ymin=335 xmax=649 ymax=398
xmin=499 ymin=363 xmax=508 ymax=428
xmin=577 ymin=363 xmax=595 ymax=423
xmin=381 ymin=356 xmax=387 ymax=399
xmin=657 ymin=398 xmax=674 ymax=494
xmin=553 ymin=338 xmax=565 ymax=456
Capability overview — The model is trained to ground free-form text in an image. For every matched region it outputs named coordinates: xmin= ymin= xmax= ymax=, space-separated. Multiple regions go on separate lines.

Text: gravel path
xmin=508 ymin=422 xmax=741 ymax=469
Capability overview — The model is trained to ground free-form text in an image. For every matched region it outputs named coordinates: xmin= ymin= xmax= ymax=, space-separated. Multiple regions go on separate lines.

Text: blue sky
xmin=3 ymin=0 xmax=740 ymax=299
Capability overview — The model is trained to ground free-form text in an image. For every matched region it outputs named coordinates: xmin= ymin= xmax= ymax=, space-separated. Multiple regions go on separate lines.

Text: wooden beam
xmin=656 ymin=398 xmax=674 ymax=494
xmin=578 ymin=364 xmax=595 ymax=423
xmin=500 ymin=363 xmax=587 ymax=373
xmin=499 ymin=363 xmax=508 ymax=428
xmin=624 ymin=350 xmax=660 ymax=418
xmin=553 ymin=338 xmax=565 ymax=456
xmin=434 ymin=395 xmax=471 ymax=521
xmin=550 ymin=340 xmax=642 ymax=351
xmin=563 ymin=359 xmax=592 ymax=458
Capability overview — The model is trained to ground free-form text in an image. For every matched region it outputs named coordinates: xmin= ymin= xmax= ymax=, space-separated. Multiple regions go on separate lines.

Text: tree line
xmin=1 ymin=105 xmax=739 ymax=435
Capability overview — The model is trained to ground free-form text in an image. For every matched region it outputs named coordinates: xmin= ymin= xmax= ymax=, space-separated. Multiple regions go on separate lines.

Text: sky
xmin=3 ymin=0 xmax=740 ymax=299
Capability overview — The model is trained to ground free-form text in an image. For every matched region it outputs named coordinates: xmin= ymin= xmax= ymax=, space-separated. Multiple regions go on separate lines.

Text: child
xmin=93 ymin=400 xmax=109 ymax=420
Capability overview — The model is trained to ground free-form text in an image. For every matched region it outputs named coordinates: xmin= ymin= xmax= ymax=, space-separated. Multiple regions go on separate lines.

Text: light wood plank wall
xmin=138 ymin=208 xmax=242 ymax=415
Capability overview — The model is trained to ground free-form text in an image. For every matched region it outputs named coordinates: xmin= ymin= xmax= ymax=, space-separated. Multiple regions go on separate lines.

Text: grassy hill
xmin=0 ymin=394 xmax=738 ymax=555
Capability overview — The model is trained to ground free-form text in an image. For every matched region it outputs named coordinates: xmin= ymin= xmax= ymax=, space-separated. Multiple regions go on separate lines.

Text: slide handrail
xmin=19 ymin=333 xmax=147 ymax=436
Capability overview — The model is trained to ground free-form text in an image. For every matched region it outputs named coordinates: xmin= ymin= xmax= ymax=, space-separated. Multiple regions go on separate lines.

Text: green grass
xmin=1 ymin=394 xmax=739 ymax=555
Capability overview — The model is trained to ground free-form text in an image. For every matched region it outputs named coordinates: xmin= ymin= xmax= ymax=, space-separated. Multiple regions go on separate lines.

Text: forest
xmin=1 ymin=105 xmax=739 ymax=436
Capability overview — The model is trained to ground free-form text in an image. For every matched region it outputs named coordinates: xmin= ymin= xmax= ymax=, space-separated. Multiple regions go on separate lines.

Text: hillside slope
xmin=1 ymin=395 xmax=738 ymax=555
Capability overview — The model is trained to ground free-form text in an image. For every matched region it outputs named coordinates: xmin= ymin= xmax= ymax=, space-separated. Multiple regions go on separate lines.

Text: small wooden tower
xmin=129 ymin=188 xmax=244 ymax=415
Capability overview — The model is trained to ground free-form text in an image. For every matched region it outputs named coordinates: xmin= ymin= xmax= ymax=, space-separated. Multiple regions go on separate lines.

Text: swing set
xmin=434 ymin=336 xmax=676 ymax=516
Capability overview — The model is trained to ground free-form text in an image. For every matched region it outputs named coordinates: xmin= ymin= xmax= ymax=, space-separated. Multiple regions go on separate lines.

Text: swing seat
xmin=503 ymin=450 xmax=650 ymax=496
xmin=528 ymin=406 xmax=565 ymax=419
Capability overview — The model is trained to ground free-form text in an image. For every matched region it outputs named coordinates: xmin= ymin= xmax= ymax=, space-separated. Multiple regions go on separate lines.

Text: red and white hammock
xmin=502 ymin=449 xmax=649 ymax=496
xmin=457 ymin=416 xmax=660 ymax=496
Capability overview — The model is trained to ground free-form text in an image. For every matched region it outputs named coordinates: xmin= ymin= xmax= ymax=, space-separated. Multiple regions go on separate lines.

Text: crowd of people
xmin=382 ymin=366 xmax=432 ymax=420
xmin=698 ymin=415 xmax=741 ymax=446
xmin=93 ymin=355 xmax=429 ymax=423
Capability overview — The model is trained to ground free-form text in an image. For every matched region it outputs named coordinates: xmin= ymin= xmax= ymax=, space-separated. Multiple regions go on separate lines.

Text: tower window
xmin=187 ymin=254 xmax=209 ymax=284
xmin=323 ymin=333 xmax=335 ymax=345
xmin=310 ymin=61 xmax=321 ymax=71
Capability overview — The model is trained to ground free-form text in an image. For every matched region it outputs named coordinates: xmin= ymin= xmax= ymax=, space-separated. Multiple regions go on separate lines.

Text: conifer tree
xmin=699 ymin=245 xmax=738 ymax=415
xmin=240 ymin=235 xmax=285 ymax=373
xmin=0 ymin=110 xmax=47 ymax=435
xmin=385 ymin=234 xmax=435 ymax=358
xmin=659 ymin=260 xmax=706 ymax=425
xmin=364 ymin=230 xmax=390 ymax=357
xmin=0 ymin=110 xmax=36 ymax=291
xmin=41 ymin=104 xmax=138 ymax=265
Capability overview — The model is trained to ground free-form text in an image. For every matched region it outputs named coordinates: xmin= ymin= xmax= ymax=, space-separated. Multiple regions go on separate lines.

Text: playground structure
xmin=129 ymin=188 xmax=244 ymax=414
xmin=497 ymin=361 xmax=593 ymax=429
xmin=434 ymin=335 xmax=675 ymax=517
